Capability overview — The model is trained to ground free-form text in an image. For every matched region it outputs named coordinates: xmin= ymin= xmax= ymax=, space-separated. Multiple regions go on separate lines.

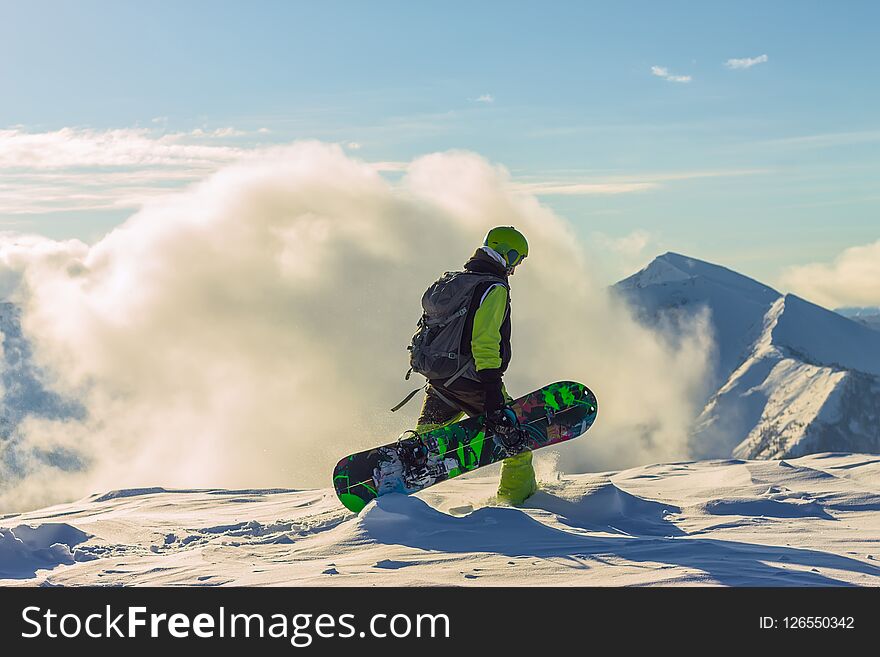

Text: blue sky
xmin=1 ymin=0 xmax=878 ymax=287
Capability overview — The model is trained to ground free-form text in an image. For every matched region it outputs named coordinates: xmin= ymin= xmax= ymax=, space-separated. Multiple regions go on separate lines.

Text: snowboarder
xmin=413 ymin=226 xmax=537 ymax=505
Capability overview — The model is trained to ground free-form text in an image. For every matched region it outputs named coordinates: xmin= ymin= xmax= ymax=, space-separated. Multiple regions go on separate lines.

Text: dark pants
xmin=415 ymin=385 xmax=485 ymax=431
xmin=415 ymin=383 xmax=511 ymax=432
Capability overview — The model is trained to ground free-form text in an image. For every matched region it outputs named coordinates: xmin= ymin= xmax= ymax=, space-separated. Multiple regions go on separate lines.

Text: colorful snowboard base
xmin=333 ymin=381 xmax=598 ymax=513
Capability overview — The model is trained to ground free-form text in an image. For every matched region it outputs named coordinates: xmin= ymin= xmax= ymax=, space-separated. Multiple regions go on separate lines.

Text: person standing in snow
xmin=411 ymin=226 xmax=536 ymax=505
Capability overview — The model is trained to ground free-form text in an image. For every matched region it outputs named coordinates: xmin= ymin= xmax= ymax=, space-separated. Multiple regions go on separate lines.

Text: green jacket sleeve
xmin=471 ymin=284 xmax=508 ymax=372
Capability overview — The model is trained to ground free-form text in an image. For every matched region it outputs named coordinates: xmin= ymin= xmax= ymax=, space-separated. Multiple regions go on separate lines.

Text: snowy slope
xmin=708 ymin=295 xmax=880 ymax=459
xmin=2 ymin=453 xmax=879 ymax=586
xmin=615 ymin=255 xmax=880 ymax=460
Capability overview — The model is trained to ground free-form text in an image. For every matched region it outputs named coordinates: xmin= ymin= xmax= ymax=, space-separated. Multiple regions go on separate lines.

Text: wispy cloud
xmin=0 ymin=127 xmax=244 ymax=169
xmin=0 ymin=125 xmax=770 ymax=215
xmin=725 ymin=54 xmax=768 ymax=70
xmin=0 ymin=127 xmax=252 ymax=215
xmin=475 ymin=94 xmax=495 ymax=103
xmin=512 ymin=168 xmax=768 ymax=196
xmin=513 ymin=181 xmax=659 ymax=196
xmin=651 ymin=65 xmax=692 ymax=83
xmin=755 ymin=130 xmax=880 ymax=149
xmin=191 ymin=126 xmax=246 ymax=138
xmin=0 ymin=169 xmax=207 ymax=214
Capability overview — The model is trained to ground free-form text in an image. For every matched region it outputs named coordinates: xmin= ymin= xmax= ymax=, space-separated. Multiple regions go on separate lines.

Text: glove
xmin=483 ymin=382 xmax=505 ymax=415
xmin=478 ymin=367 xmax=505 ymax=414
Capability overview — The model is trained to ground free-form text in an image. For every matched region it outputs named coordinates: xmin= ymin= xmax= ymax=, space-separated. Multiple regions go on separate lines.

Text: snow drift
xmin=2 ymin=453 xmax=878 ymax=586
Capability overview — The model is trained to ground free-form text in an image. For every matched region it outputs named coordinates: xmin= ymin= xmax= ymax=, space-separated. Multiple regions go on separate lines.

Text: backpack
xmin=391 ymin=270 xmax=507 ymax=412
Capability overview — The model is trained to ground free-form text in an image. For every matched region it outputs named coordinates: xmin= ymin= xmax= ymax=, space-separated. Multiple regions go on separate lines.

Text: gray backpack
xmin=391 ymin=270 xmax=507 ymax=411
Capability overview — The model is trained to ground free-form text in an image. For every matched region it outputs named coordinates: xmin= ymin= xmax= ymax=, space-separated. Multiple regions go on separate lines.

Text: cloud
xmin=651 ymin=66 xmax=692 ymax=83
xmin=588 ymin=230 xmax=660 ymax=280
xmin=0 ymin=142 xmax=713 ymax=511
xmin=0 ymin=127 xmax=244 ymax=170
xmin=0 ymin=126 xmax=772 ymax=216
xmin=755 ymin=130 xmax=880 ymax=149
xmin=368 ymin=161 xmax=409 ymax=172
xmin=594 ymin=230 xmax=652 ymax=258
xmin=0 ymin=127 xmax=268 ymax=215
xmin=509 ymin=168 xmax=767 ymax=197
xmin=190 ymin=127 xmax=246 ymax=138
xmin=475 ymin=94 xmax=495 ymax=103
xmin=725 ymin=54 xmax=768 ymax=70
xmin=512 ymin=182 xmax=658 ymax=196
xmin=780 ymin=240 xmax=880 ymax=308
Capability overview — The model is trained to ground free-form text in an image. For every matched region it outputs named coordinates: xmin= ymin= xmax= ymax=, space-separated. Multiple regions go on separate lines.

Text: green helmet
xmin=484 ymin=226 xmax=529 ymax=269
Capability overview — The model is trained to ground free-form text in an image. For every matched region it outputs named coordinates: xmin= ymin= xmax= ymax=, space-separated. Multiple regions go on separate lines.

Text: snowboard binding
xmin=497 ymin=428 xmax=527 ymax=456
xmin=486 ymin=408 xmax=528 ymax=456
xmin=396 ymin=430 xmax=429 ymax=479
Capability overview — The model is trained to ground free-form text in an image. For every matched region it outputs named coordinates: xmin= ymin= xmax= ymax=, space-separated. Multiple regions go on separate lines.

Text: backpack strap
xmin=391 ymin=384 xmax=426 ymax=412
xmin=441 ymin=356 xmax=473 ymax=388
xmin=423 ymin=305 xmax=468 ymax=328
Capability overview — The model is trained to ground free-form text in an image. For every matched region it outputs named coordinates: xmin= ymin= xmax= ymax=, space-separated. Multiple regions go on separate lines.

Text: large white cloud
xmin=0 ymin=142 xmax=712 ymax=511
xmin=780 ymin=240 xmax=880 ymax=308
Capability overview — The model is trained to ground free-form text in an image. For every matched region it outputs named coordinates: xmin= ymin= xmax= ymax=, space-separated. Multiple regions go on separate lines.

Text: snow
xmin=2 ymin=453 xmax=879 ymax=586
xmin=0 ymin=523 xmax=96 ymax=579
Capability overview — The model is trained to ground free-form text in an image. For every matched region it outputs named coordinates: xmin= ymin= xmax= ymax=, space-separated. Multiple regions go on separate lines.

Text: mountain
xmin=614 ymin=252 xmax=780 ymax=386
xmin=0 ymin=302 xmax=84 ymax=477
xmin=614 ymin=253 xmax=880 ymax=460
xmin=837 ymin=307 xmax=880 ymax=332
xmin=3 ymin=453 xmax=879 ymax=586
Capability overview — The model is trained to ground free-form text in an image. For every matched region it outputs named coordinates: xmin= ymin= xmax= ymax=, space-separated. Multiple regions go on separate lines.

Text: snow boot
xmin=496 ymin=450 xmax=537 ymax=505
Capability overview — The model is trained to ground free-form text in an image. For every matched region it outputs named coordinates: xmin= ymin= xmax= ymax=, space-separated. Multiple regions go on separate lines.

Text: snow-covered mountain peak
xmin=616 ymin=252 xmax=780 ymax=302
xmin=617 ymin=256 xmax=880 ymax=462
xmin=613 ymin=253 xmax=781 ymax=383
xmin=615 ymin=252 xmax=696 ymax=288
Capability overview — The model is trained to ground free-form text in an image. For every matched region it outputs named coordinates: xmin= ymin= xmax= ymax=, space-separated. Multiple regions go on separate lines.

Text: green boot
xmin=496 ymin=450 xmax=537 ymax=505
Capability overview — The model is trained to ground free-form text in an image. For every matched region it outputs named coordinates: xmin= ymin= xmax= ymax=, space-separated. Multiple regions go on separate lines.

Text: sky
xmin=1 ymin=0 xmax=878 ymax=295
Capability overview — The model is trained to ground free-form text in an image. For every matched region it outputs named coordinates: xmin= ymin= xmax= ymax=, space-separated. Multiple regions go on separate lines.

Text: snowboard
xmin=333 ymin=380 xmax=598 ymax=513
